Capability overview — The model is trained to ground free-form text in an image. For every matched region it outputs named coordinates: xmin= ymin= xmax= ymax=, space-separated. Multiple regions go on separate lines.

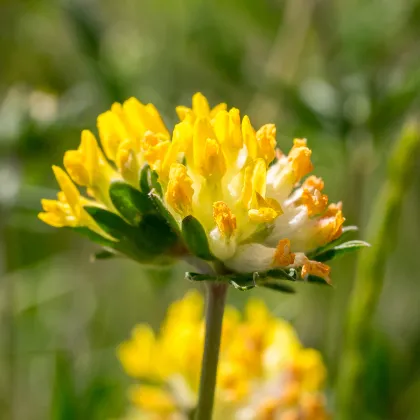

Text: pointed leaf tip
xmin=313 ymin=240 xmax=371 ymax=262
xmin=182 ymin=215 xmax=215 ymax=261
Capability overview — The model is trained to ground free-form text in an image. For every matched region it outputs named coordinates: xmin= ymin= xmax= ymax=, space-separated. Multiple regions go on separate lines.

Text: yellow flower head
xmin=118 ymin=293 xmax=330 ymax=420
xmin=39 ymin=92 xmax=367 ymax=284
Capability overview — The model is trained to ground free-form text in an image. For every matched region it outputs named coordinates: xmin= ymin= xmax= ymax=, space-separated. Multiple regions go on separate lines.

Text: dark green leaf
xmin=150 ymin=170 xmax=163 ymax=196
xmin=182 ymin=215 xmax=215 ymax=261
xmin=148 ymin=189 xmax=181 ymax=235
xmin=91 ymin=250 xmax=116 ymax=261
xmin=185 ymin=272 xmax=218 ymax=282
xmin=135 ymin=214 xmax=179 ymax=256
xmin=313 ymin=240 xmax=370 ymax=262
xmin=265 ymin=268 xmax=297 ymax=282
xmin=306 ymin=275 xmax=332 ymax=286
xmin=109 ymin=182 xmax=155 ymax=225
xmin=228 ymin=272 xmax=256 ymax=290
xmin=261 ymin=282 xmax=296 ymax=294
xmin=139 ymin=163 xmax=151 ymax=193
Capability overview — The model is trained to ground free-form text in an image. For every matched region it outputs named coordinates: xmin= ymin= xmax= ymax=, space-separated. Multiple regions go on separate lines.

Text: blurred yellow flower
xmin=117 ymin=292 xmax=330 ymax=420
xmin=39 ymin=92 xmax=367 ymax=284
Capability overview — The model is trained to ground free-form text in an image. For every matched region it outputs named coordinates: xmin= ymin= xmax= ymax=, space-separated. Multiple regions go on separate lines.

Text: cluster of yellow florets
xmin=118 ymin=291 xmax=330 ymax=420
xmin=39 ymin=93 xmax=346 ymax=283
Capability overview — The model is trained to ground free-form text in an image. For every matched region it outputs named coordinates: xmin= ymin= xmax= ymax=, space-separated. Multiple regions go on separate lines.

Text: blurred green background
xmin=1 ymin=0 xmax=420 ymax=419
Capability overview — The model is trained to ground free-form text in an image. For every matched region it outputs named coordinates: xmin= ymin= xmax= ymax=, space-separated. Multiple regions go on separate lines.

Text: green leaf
xmin=230 ymin=280 xmax=256 ymax=291
xmin=185 ymin=272 xmax=218 ymax=282
xmin=70 ymin=227 xmax=117 ymax=248
xmin=84 ymin=206 xmax=132 ymax=241
xmin=261 ymin=282 xmax=295 ymax=294
xmin=148 ymin=189 xmax=181 ymax=235
xmin=265 ymin=268 xmax=297 ymax=282
xmin=226 ymin=272 xmax=256 ymax=291
xmin=307 ymin=225 xmax=359 ymax=259
xmin=139 ymin=163 xmax=151 ymax=193
xmin=109 ymin=182 xmax=155 ymax=225
xmin=182 ymin=215 xmax=215 ymax=261
xmin=135 ymin=214 xmax=179 ymax=256
xmin=313 ymin=240 xmax=371 ymax=262
xmin=150 ymin=170 xmax=163 ymax=196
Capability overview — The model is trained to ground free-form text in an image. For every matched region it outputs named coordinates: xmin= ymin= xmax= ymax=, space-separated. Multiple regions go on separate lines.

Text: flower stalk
xmin=195 ymin=282 xmax=228 ymax=420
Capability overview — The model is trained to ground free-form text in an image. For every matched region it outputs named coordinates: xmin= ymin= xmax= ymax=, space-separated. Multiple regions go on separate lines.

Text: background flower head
xmin=118 ymin=292 xmax=330 ymax=420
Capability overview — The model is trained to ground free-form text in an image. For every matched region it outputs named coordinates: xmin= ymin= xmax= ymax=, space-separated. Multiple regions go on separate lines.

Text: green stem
xmin=195 ymin=282 xmax=228 ymax=420
xmin=336 ymin=121 xmax=420 ymax=419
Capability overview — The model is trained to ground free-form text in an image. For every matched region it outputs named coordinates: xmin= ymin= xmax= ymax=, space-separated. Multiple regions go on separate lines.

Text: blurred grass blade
xmin=337 ymin=120 xmax=420 ymax=419
xmin=51 ymin=351 xmax=77 ymax=420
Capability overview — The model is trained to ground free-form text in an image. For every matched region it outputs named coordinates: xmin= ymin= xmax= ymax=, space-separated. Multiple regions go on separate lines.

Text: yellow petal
xmin=252 ymin=158 xmax=267 ymax=198
xmin=192 ymin=92 xmax=210 ymax=117
xmin=63 ymin=150 xmax=90 ymax=186
xmin=176 ymin=105 xmax=192 ymax=121
xmin=256 ymin=123 xmax=276 ymax=165
xmin=38 ymin=211 xmax=66 ymax=227
xmin=52 ymin=166 xmax=80 ymax=215
xmin=213 ymin=110 xmax=230 ymax=144
xmin=229 ymin=108 xmax=243 ymax=149
xmin=242 ymin=115 xmax=257 ymax=159
xmin=209 ymin=102 xmax=227 ymax=118
xmin=97 ymin=110 xmax=128 ymax=161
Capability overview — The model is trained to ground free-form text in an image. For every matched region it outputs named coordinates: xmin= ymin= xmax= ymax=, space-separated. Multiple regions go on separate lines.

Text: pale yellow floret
xmin=165 ymin=163 xmax=194 ymax=217
xmin=273 ymin=238 xmax=295 ymax=267
xmin=213 ymin=201 xmax=237 ymax=239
